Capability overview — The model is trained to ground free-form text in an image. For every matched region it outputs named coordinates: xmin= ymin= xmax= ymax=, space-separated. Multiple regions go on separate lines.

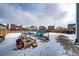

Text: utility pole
xmin=76 ymin=3 xmax=79 ymax=43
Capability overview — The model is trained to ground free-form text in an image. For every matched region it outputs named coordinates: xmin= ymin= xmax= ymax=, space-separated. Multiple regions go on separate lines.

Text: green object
xmin=36 ymin=32 xmax=44 ymax=37
xmin=23 ymin=32 xmax=30 ymax=35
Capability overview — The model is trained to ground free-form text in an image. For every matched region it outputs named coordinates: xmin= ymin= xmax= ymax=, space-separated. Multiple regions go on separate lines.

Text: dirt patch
xmin=56 ymin=35 xmax=79 ymax=55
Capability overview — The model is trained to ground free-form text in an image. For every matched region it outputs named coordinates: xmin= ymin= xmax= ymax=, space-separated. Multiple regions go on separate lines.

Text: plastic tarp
xmin=36 ymin=32 xmax=44 ymax=37
xmin=22 ymin=32 xmax=33 ymax=35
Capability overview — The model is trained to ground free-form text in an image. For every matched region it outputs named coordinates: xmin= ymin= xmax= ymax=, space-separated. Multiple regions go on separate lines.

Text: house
xmin=16 ymin=25 xmax=23 ymax=30
xmin=55 ymin=26 xmax=65 ymax=30
xmin=10 ymin=24 xmax=23 ymax=30
xmin=39 ymin=26 xmax=47 ymax=32
xmin=0 ymin=24 xmax=8 ymax=29
xmin=22 ymin=26 xmax=29 ymax=31
xmin=67 ymin=24 xmax=76 ymax=34
xmin=29 ymin=26 xmax=38 ymax=31
xmin=10 ymin=24 xmax=16 ymax=30
xmin=48 ymin=26 xmax=54 ymax=30
xmin=68 ymin=24 xmax=76 ymax=30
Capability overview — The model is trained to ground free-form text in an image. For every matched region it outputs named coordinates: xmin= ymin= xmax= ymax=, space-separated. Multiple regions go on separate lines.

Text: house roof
xmin=0 ymin=23 xmax=7 ymax=27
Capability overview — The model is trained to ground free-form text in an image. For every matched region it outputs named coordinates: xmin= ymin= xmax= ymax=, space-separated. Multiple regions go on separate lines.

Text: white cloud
xmin=0 ymin=3 xmax=76 ymax=27
xmin=58 ymin=3 xmax=76 ymax=27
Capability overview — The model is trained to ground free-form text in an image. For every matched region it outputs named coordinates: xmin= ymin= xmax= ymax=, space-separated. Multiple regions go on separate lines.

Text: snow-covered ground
xmin=0 ymin=32 xmax=77 ymax=56
xmin=51 ymin=33 xmax=76 ymax=42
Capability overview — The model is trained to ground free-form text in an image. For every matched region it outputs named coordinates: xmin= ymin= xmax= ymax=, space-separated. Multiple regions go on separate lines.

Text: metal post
xmin=76 ymin=3 xmax=79 ymax=43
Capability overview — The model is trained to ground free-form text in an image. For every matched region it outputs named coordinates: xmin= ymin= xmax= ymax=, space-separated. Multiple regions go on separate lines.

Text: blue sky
xmin=9 ymin=3 xmax=35 ymax=11
xmin=0 ymin=3 xmax=76 ymax=27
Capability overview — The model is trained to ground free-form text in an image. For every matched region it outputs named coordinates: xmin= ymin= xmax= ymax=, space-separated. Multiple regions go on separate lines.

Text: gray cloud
xmin=0 ymin=3 xmax=76 ymax=27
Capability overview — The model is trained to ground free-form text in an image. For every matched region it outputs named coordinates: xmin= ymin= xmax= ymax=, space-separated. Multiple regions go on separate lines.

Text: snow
xmin=0 ymin=32 xmax=77 ymax=56
xmin=50 ymin=33 xmax=76 ymax=42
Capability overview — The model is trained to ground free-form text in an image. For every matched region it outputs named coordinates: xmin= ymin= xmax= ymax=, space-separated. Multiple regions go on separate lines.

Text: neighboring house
xmin=10 ymin=24 xmax=16 ymax=30
xmin=22 ymin=26 xmax=29 ymax=31
xmin=16 ymin=25 xmax=22 ymax=30
xmin=55 ymin=26 xmax=65 ymax=30
xmin=0 ymin=24 xmax=8 ymax=29
xmin=30 ymin=26 xmax=38 ymax=31
xmin=48 ymin=26 xmax=54 ymax=30
xmin=68 ymin=24 xmax=76 ymax=31
xmin=67 ymin=24 xmax=76 ymax=34
xmin=39 ymin=26 xmax=47 ymax=32
xmin=10 ymin=24 xmax=23 ymax=30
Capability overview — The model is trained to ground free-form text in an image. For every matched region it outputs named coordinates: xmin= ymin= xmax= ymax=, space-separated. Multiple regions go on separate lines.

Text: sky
xmin=0 ymin=3 xmax=76 ymax=28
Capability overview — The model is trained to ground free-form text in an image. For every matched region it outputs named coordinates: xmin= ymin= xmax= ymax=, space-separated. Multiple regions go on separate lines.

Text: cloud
xmin=0 ymin=3 xmax=76 ymax=27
